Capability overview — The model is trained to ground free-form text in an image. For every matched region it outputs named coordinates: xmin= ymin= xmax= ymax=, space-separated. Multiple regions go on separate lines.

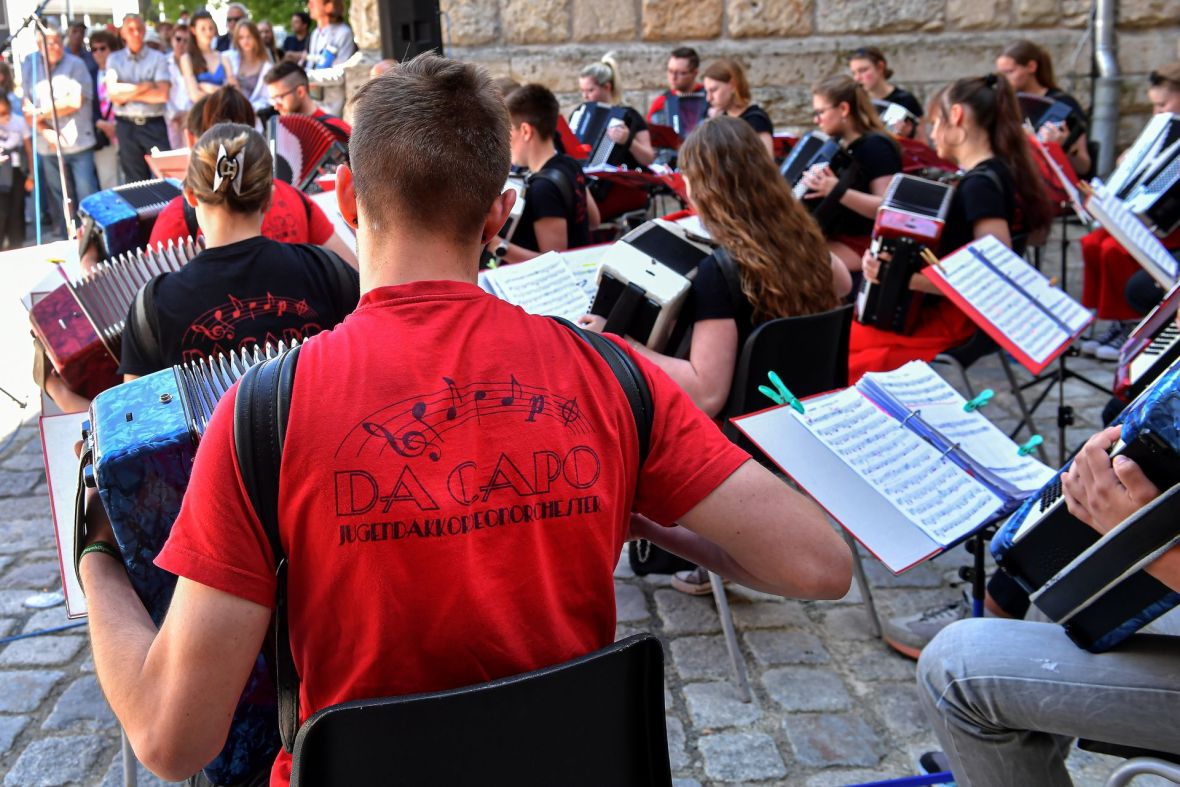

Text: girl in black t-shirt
xmin=847 ymin=46 xmax=923 ymax=138
xmin=996 ymin=39 xmax=1091 ymax=177
xmin=701 ymin=58 xmax=774 ymax=158
xmin=848 ymin=73 xmax=1052 ymax=381
xmin=573 ymin=55 xmax=655 ymax=170
xmin=119 ymin=122 xmax=358 ymax=378
xmin=801 ymin=75 xmax=902 ymax=273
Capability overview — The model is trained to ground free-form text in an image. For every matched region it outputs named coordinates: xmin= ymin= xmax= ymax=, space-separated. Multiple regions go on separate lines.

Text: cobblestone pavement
xmin=0 ymin=224 xmax=1162 ymax=785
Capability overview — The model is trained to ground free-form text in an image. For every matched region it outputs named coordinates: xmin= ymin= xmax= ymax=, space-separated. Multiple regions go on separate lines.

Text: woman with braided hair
xmin=118 ymin=122 xmax=358 ymax=379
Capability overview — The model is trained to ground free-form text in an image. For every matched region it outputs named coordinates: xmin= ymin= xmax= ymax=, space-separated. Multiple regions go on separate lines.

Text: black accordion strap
xmin=232 ymin=343 xmax=303 ymax=753
xmin=528 ymin=168 xmax=576 ymax=219
xmin=302 ymin=243 xmax=360 ymax=318
xmin=549 ymin=316 xmax=652 ymax=469
xmin=131 ymin=276 xmax=164 ymax=372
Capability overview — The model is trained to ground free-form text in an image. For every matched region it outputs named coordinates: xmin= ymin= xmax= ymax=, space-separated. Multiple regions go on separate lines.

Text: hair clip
xmin=984 ymin=73 xmax=999 ymax=88
xmin=212 ymin=142 xmax=246 ymax=195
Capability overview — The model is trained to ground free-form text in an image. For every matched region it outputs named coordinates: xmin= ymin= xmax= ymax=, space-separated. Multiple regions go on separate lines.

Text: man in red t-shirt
xmin=264 ymin=61 xmax=351 ymax=145
xmin=646 ymin=46 xmax=708 ymax=139
xmin=79 ymin=55 xmax=852 ymax=785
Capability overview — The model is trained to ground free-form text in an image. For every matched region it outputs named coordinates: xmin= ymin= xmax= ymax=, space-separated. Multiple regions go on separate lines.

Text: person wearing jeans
xmin=917 ymin=426 xmax=1180 ymax=786
xmin=106 ymin=14 xmax=172 ymax=183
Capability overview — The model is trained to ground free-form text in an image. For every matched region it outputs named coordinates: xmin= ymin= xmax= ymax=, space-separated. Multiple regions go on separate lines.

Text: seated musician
xmin=701 ymin=58 xmax=773 ymax=157
xmin=578 ymin=116 xmax=850 ymax=595
xmin=263 ymin=60 xmax=351 ymax=143
xmin=849 ymin=74 xmax=1052 ymax=388
xmin=996 ymin=39 xmax=1092 ymax=177
xmin=1081 ymin=62 xmax=1180 ymax=362
xmin=121 ymin=121 xmax=358 ymax=380
xmin=573 ymin=54 xmax=655 ymax=169
xmin=490 ymin=83 xmax=599 ymax=263
xmin=647 ymin=46 xmax=707 ymax=136
xmin=800 ymin=75 xmax=901 ymax=273
xmin=77 ymin=55 xmax=852 ymax=786
xmin=147 ymin=86 xmax=355 ymax=266
xmin=918 ymin=424 xmax=1180 ymax=786
xmin=847 ymin=46 xmax=923 ymax=138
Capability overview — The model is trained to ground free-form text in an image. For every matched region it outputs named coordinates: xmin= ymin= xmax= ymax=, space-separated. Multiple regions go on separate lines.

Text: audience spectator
xmin=305 ymin=0 xmax=356 ymax=113
xmin=66 ymin=21 xmax=99 ymax=84
xmin=282 ymin=12 xmax=311 ymax=59
xmin=224 ymin=21 xmax=273 ymax=110
xmin=256 ymin=21 xmax=282 ymax=63
xmin=215 ymin=3 xmax=248 ymax=52
xmin=166 ymin=23 xmax=192 ymax=149
xmin=89 ymin=29 xmax=120 ymax=190
xmin=0 ymin=94 xmax=32 ymax=250
xmin=21 ymin=25 xmax=99 ymax=237
xmin=180 ymin=11 xmax=226 ymax=105
xmin=106 ymin=14 xmax=172 ymax=183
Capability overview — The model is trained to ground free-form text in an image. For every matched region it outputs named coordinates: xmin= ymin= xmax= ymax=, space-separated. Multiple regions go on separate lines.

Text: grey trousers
xmin=917 ymin=618 xmax=1180 ymax=787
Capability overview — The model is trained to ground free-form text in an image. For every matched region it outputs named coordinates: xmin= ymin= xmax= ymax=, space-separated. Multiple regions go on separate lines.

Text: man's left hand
xmin=1062 ymin=425 xmax=1162 ymax=533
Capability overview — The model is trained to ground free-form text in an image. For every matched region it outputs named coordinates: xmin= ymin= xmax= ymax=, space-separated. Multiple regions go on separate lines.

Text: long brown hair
xmin=1000 ymin=40 xmax=1059 ymax=91
xmin=812 ymin=75 xmax=884 ymax=136
xmin=933 ymin=74 xmax=1053 ymax=234
xmin=680 ymin=116 xmax=837 ymax=322
xmin=702 ymin=58 xmax=751 ymax=106
xmin=187 ymin=10 xmax=217 ymax=76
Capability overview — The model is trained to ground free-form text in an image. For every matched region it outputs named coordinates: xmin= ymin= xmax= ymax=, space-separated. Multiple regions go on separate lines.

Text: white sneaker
xmin=1081 ymin=321 xmax=1129 ymax=356
xmin=1093 ymin=321 xmax=1135 ymax=361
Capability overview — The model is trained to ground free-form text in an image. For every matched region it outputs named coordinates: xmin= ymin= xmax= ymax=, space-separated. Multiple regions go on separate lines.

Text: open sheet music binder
xmin=922 ymin=234 xmax=1094 ymax=375
xmin=1086 ymin=183 xmax=1180 ymax=288
xmin=732 ymin=361 xmax=1053 ymax=573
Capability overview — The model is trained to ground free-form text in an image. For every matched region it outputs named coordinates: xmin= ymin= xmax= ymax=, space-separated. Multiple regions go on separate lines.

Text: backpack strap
xmin=181 ymin=199 xmax=199 ymax=239
xmin=130 ymin=275 xmax=165 ymax=372
xmin=528 ymin=168 xmax=576 ymax=220
xmin=549 ymin=316 xmax=652 ymax=468
xmin=232 ymin=343 xmax=303 ymax=753
xmin=299 ymin=243 xmax=360 ymax=317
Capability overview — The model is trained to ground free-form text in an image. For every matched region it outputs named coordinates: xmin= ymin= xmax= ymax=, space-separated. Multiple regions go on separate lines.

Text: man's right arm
xmin=672 ymin=460 xmax=852 ymax=599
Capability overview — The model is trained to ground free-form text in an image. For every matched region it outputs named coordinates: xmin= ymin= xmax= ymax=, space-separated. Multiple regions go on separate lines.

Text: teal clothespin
xmin=963 ymin=389 xmax=994 ymax=412
xmin=758 ymin=371 xmax=805 ymax=414
xmin=1017 ymin=435 xmax=1043 ymax=456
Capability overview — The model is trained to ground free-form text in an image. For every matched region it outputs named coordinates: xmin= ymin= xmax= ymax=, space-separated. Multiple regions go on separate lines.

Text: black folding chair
xmin=289 ymin=633 xmax=671 ymax=787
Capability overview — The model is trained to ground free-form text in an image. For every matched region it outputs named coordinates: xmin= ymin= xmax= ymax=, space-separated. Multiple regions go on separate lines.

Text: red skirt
xmin=1081 ymin=228 xmax=1180 ymax=321
xmin=848 ymin=297 xmax=976 ymax=382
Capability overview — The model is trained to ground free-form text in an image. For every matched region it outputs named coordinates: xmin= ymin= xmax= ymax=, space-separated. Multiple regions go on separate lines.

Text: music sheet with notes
xmin=924 ymin=234 xmax=1093 ymax=374
xmin=733 ymin=386 xmax=1004 ymax=573
xmin=1086 ymin=184 xmax=1180 ymax=287
xmin=480 ymin=252 xmax=592 ymax=321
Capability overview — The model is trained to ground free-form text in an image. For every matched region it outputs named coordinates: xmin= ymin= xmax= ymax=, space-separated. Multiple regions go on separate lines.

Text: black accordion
xmin=778 ymin=131 xmax=854 ymax=231
xmin=569 ymin=102 xmax=640 ymax=168
xmin=1105 ymin=112 xmax=1180 ymax=236
xmin=855 ymin=174 xmax=954 ymax=334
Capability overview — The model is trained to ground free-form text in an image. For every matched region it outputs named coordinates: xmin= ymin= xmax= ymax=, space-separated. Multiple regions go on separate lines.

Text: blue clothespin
xmin=758 ymin=371 xmax=805 ymax=414
xmin=1017 ymin=435 xmax=1043 ymax=456
xmin=963 ymin=389 xmax=994 ymax=412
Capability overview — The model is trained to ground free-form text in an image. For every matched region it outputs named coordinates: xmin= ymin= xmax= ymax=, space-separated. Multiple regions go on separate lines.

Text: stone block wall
xmin=349 ymin=0 xmax=1180 ymax=148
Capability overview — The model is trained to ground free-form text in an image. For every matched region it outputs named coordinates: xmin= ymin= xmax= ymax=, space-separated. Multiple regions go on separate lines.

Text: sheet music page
xmin=860 ymin=362 xmax=1055 ymax=495
xmin=1088 ymin=185 xmax=1180 ymax=286
xmin=309 ymin=191 xmax=357 ymax=255
xmin=796 ymin=388 xmax=1002 ymax=546
xmin=483 ymin=252 xmax=591 ymax=321
xmin=929 ymin=235 xmax=1091 ymax=367
xmin=1105 ymin=113 xmax=1174 ymax=195
xmin=559 ymin=246 xmax=605 ymax=301
xmin=40 ymin=412 xmax=89 ymax=618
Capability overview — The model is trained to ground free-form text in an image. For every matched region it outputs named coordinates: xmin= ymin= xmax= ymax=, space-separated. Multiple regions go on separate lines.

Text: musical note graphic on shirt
xmin=184 ymin=292 xmax=323 ymax=355
xmin=338 ymin=373 xmax=593 ymax=459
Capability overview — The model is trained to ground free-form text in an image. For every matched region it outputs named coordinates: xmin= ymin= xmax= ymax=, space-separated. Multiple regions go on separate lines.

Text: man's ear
xmin=480 ymin=189 xmax=516 ymax=246
xmin=335 ymin=164 xmax=358 ymax=228
xmin=183 ymin=186 xmax=199 ymax=208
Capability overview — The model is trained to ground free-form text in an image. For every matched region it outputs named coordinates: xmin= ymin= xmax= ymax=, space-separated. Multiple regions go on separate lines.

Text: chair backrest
xmin=720 ymin=305 xmax=853 ymax=462
xmin=289 ymin=633 xmax=672 ymax=787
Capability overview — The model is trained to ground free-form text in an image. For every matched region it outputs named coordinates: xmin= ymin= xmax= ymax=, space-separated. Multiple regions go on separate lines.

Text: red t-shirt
xmin=147 ymin=178 xmax=336 ymax=247
xmin=156 ymin=280 xmax=747 ymax=786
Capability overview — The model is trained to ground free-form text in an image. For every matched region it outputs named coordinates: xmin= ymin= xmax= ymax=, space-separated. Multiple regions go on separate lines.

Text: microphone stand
xmin=29 ymin=17 xmax=78 ymax=242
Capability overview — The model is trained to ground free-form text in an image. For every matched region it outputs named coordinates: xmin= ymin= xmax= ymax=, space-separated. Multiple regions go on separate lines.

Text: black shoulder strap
xmin=549 ymin=317 xmax=652 ymax=469
xmin=130 ymin=275 xmax=164 ymax=371
xmin=298 ymin=188 xmax=313 ymax=227
xmin=181 ymin=199 xmax=199 ymax=239
xmin=529 ymin=168 xmax=576 ymax=219
xmin=232 ymin=343 xmax=303 ymax=753
xmin=300 ymin=243 xmax=360 ymax=316
xmin=711 ymin=248 xmax=746 ymax=319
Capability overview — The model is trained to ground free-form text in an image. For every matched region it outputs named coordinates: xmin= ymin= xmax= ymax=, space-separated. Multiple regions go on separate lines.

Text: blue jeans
xmin=918 ymin=617 xmax=1180 ymax=787
xmin=37 ymin=147 xmax=99 ymax=236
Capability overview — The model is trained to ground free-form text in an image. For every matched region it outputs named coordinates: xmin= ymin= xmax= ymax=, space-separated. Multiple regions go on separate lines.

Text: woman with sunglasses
xmin=801 ymin=75 xmax=902 ymax=275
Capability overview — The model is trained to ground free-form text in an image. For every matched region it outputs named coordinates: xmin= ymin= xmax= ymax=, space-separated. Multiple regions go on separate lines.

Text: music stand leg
xmin=997 ymin=351 xmax=1049 ymax=463
xmin=709 ymin=571 xmax=752 ymax=702
xmin=841 ymin=528 xmax=882 ymax=638
xmin=121 ymin=728 xmax=137 ymax=787
xmin=971 ymin=534 xmax=987 ymax=618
